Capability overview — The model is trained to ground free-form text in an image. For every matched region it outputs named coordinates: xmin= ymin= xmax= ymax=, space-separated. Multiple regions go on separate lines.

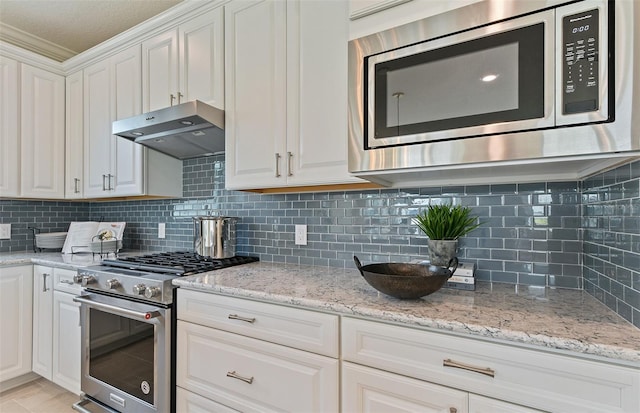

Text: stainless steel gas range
xmin=72 ymin=252 xmax=258 ymax=413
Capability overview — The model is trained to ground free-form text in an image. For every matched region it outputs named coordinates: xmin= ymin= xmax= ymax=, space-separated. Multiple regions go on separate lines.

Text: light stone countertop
xmin=2 ymin=252 xmax=638 ymax=364
xmin=0 ymin=251 xmax=105 ymax=270
xmin=173 ymin=261 xmax=640 ymax=365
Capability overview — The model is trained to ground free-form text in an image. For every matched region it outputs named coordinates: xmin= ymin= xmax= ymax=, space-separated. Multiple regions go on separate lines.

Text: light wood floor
xmin=0 ymin=378 xmax=78 ymax=413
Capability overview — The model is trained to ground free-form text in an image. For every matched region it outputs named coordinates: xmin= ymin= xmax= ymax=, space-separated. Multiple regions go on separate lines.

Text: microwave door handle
xmin=73 ymin=295 xmax=162 ymax=323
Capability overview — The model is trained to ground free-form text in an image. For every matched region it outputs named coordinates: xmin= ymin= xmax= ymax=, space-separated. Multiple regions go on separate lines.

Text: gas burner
xmin=103 ymin=252 xmax=258 ymax=276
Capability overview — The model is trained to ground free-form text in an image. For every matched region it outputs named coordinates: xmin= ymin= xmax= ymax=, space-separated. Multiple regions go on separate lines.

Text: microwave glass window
xmin=371 ymin=23 xmax=545 ymax=140
xmin=385 ymin=43 xmax=520 ymax=126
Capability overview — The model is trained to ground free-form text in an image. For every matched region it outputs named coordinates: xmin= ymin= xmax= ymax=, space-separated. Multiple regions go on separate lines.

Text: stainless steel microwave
xmin=348 ymin=0 xmax=640 ymax=185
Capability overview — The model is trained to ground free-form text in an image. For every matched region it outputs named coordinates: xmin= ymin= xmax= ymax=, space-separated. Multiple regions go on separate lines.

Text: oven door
xmin=75 ymin=293 xmax=171 ymax=413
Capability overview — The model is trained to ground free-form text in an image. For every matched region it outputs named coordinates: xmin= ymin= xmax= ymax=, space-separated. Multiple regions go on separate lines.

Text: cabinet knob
xmin=449 ymin=408 xmax=457 ymax=413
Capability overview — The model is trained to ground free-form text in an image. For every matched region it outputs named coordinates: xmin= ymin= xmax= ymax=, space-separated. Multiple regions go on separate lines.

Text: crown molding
xmin=0 ymin=22 xmax=76 ymax=63
xmin=0 ymin=40 xmax=64 ymax=75
xmin=63 ymin=0 xmax=229 ymax=73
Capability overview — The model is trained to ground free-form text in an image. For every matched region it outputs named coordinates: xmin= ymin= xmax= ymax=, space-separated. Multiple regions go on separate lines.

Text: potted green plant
xmin=413 ymin=204 xmax=481 ymax=266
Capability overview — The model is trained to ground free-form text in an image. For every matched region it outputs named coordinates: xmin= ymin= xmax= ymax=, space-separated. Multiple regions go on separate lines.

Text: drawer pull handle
xmin=443 ymin=359 xmax=495 ymax=378
xmin=60 ymin=280 xmax=75 ymax=285
xmin=226 ymin=371 xmax=254 ymax=384
xmin=228 ymin=314 xmax=256 ymax=323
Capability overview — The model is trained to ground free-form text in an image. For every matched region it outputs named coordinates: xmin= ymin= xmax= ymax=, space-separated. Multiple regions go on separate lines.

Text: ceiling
xmin=0 ymin=0 xmax=183 ymax=62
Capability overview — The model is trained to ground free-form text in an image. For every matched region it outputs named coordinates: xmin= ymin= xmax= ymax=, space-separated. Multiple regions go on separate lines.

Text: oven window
xmin=371 ymin=22 xmax=545 ymax=139
xmin=89 ymin=308 xmax=155 ymax=405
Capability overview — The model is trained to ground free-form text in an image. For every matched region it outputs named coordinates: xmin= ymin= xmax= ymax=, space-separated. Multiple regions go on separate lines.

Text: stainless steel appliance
xmin=72 ymin=252 xmax=258 ymax=413
xmin=112 ymin=100 xmax=224 ymax=160
xmin=193 ymin=216 xmax=238 ymax=259
xmin=348 ymin=0 xmax=640 ymax=185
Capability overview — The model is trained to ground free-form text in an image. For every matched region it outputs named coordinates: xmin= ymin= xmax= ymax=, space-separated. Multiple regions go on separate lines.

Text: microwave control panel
xmin=562 ymin=8 xmax=600 ymax=114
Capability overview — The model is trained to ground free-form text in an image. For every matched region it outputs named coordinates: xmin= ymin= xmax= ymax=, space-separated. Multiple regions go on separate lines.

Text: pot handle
xmin=447 ymin=257 xmax=459 ymax=277
xmin=353 ymin=256 xmax=365 ymax=277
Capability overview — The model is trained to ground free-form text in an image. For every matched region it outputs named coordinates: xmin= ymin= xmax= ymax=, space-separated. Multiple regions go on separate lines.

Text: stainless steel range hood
xmin=112 ymin=100 xmax=224 ymax=160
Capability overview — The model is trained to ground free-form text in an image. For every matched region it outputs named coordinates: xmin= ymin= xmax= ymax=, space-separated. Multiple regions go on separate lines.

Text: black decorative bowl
xmin=354 ymin=256 xmax=458 ymax=299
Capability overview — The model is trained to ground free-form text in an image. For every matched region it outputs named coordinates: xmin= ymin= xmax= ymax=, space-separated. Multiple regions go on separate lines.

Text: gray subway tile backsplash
xmin=1 ymin=155 xmax=638 ymax=327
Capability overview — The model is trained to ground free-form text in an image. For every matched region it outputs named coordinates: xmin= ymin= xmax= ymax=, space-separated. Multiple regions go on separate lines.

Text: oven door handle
xmin=74 ymin=295 xmax=162 ymax=322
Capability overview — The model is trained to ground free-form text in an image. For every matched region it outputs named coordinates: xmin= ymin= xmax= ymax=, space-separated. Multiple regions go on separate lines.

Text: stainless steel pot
xmin=193 ymin=216 xmax=238 ymax=258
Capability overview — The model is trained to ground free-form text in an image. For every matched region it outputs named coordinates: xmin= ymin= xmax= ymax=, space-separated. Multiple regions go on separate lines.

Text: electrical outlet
xmin=0 ymin=224 xmax=10 ymax=240
xmin=158 ymin=223 xmax=166 ymax=239
xmin=294 ymin=224 xmax=307 ymax=246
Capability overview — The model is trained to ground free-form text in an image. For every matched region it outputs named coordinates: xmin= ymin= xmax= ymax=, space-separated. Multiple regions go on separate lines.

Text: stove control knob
xmin=81 ymin=275 xmax=96 ymax=287
xmin=73 ymin=274 xmax=84 ymax=284
xmin=133 ymin=284 xmax=146 ymax=295
xmin=144 ymin=287 xmax=161 ymax=299
xmin=105 ymin=278 xmax=120 ymax=289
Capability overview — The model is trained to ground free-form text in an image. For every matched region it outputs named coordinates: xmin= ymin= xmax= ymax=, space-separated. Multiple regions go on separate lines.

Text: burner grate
xmin=103 ymin=252 xmax=258 ymax=275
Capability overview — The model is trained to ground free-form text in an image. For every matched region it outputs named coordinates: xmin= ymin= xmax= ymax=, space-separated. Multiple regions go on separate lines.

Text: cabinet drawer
xmin=177 ymin=289 xmax=339 ymax=357
xmin=53 ymin=268 xmax=82 ymax=294
xmin=176 ymin=320 xmax=339 ymax=413
xmin=342 ymin=317 xmax=640 ymax=413
xmin=342 ymin=361 xmax=468 ymax=413
xmin=176 ymin=387 xmax=239 ymax=413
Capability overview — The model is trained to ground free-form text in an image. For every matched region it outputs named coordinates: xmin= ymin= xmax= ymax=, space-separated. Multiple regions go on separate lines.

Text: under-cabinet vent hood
xmin=112 ymin=100 xmax=224 ymax=160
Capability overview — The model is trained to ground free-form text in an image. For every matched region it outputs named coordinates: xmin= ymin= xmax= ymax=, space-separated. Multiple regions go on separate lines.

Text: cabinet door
xmin=286 ymin=0 xmax=362 ymax=187
xmin=469 ymin=394 xmax=543 ymax=413
xmin=52 ymin=290 xmax=81 ymax=395
xmin=224 ymin=0 xmax=287 ymax=189
xmin=0 ymin=266 xmax=33 ymax=382
xmin=83 ymin=59 xmax=112 ymax=197
xmin=142 ymin=29 xmax=179 ymax=111
xmin=112 ymin=45 xmax=144 ymax=196
xmin=342 ymin=361 xmax=468 ymax=413
xmin=32 ymin=266 xmax=53 ymax=380
xmin=65 ymin=70 xmax=84 ymax=199
xmin=20 ymin=64 xmax=65 ymax=198
xmin=179 ymin=7 xmax=225 ymax=109
xmin=0 ymin=56 xmax=19 ymax=197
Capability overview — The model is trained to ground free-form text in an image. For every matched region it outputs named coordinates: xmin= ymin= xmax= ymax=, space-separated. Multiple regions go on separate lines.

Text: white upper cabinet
xmin=179 ymin=7 xmax=224 ymax=109
xmin=143 ymin=6 xmax=224 ymax=111
xmin=225 ymin=0 xmax=364 ymax=191
xmin=111 ymin=45 xmax=145 ymax=196
xmin=84 ymin=57 xmax=114 ymax=197
xmin=65 ymin=71 xmax=84 ymax=199
xmin=84 ymin=45 xmax=182 ymax=198
xmin=20 ymin=64 xmax=65 ymax=198
xmin=0 ymin=56 xmax=19 ymax=198
xmin=142 ymin=29 xmax=178 ymax=111
xmin=224 ymin=0 xmax=287 ymax=188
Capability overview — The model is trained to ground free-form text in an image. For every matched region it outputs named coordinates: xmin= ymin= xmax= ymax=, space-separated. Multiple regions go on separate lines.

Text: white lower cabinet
xmin=52 ymin=290 xmax=81 ymax=394
xmin=0 ymin=265 xmax=33 ymax=385
xmin=342 ymin=361 xmax=468 ymax=413
xmin=342 ymin=317 xmax=639 ymax=413
xmin=31 ymin=265 xmax=81 ymax=394
xmin=32 ymin=266 xmax=53 ymax=379
xmin=176 ymin=289 xmax=339 ymax=413
xmin=176 ymin=387 xmax=240 ymax=413
xmin=468 ymin=394 xmax=543 ymax=413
